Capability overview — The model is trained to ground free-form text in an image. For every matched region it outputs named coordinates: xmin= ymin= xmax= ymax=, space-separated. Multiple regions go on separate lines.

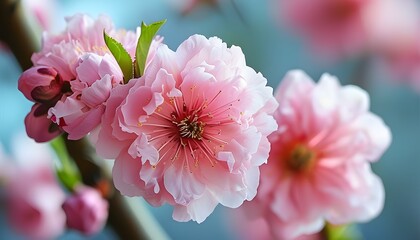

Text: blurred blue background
xmin=0 ymin=0 xmax=419 ymax=239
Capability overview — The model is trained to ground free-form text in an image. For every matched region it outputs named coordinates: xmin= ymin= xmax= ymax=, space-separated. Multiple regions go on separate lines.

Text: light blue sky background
xmin=0 ymin=0 xmax=419 ymax=239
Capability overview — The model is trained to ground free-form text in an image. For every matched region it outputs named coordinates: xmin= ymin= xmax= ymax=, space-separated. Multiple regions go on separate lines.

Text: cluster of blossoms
xmin=18 ymin=13 xmax=391 ymax=238
xmin=0 ymin=135 xmax=108 ymax=239
xmin=19 ymin=13 xmax=141 ymax=141
xmin=19 ymin=14 xmax=278 ymax=223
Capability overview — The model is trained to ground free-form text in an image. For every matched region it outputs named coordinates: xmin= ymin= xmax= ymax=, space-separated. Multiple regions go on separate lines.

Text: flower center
xmin=287 ymin=143 xmax=316 ymax=173
xmin=177 ymin=115 xmax=205 ymax=140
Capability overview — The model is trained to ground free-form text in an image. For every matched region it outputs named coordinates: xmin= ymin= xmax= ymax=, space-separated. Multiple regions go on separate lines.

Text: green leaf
xmin=324 ymin=223 xmax=362 ymax=240
xmin=104 ymin=31 xmax=133 ymax=84
xmin=135 ymin=19 xmax=166 ymax=77
xmin=50 ymin=136 xmax=82 ymax=191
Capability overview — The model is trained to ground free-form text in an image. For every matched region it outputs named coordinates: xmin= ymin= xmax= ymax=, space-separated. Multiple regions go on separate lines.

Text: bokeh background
xmin=0 ymin=0 xmax=419 ymax=239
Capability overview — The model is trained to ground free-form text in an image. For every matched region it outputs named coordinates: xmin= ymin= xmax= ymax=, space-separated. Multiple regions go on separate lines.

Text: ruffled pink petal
xmin=112 ymin=151 xmax=145 ymax=197
xmin=354 ymin=113 xmax=392 ymax=162
xmin=95 ymin=81 xmax=135 ymax=159
xmin=49 ymin=97 xmax=103 ymax=140
xmin=99 ymin=54 xmax=123 ymax=82
xmin=199 ymin=161 xmax=248 ymax=208
xmin=164 ymin=163 xmax=205 ymax=205
xmin=172 ymin=190 xmax=218 ymax=223
xmin=81 ymin=74 xmax=112 ymax=108
xmin=76 ymin=53 xmax=102 ymax=85
xmin=128 ymin=133 xmax=159 ymax=164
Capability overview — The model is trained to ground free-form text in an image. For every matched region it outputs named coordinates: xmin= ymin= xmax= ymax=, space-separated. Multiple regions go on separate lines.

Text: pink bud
xmin=62 ymin=186 xmax=109 ymax=235
xmin=18 ymin=66 xmax=64 ymax=102
xmin=24 ymin=104 xmax=62 ymax=143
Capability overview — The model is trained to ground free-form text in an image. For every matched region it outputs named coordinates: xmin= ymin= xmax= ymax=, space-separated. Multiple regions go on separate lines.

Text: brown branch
xmin=0 ymin=0 xmax=40 ymax=70
xmin=0 ymin=1 xmax=168 ymax=239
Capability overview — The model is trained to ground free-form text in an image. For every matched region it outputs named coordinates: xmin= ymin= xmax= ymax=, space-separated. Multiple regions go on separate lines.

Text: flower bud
xmin=62 ymin=186 xmax=109 ymax=235
xmin=18 ymin=66 xmax=63 ymax=102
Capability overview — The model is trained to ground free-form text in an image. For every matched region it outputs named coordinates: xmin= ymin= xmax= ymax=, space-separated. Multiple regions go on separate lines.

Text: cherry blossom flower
xmin=47 ymin=53 xmax=123 ymax=140
xmin=95 ymin=34 xmax=278 ymax=223
xmin=279 ymin=0 xmax=373 ymax=59
xmin=47 ymin=36 xmax=163 ymax=140
xmin=246 ymin=70 xmax=391 ymax=239
xmin=3 ymin=134 xmax=66 ymax=239
xmin=62 ymin=186 xmax=109 ymax=235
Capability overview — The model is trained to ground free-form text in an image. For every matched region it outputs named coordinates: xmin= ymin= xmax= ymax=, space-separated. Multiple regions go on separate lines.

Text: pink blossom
xmin=47 ymin=36 xmax=164 ymax=140
xmin=279 ymin=0 xmax=373 ymax=59
xmin=24 ymin=14 xmax=164 ymax=140
xmin=62 ymin=186 xmax=109 ymax=235
xmin=18 ymin=66 xmax=71 ymax=142
xmin=19 ymin=14 xmax=146 ymax=141
xmin=48 ymin=53 xmax=122 ymax=140
xmin=95 ymin=34 xmax=278 ymax=223
xmin=31 ymin=14 xmax=139 ymax=81
xmin=246 ymin=70 xmax=391 ymax=239
xmin=4 ymin=135 xmax=66 ymax=239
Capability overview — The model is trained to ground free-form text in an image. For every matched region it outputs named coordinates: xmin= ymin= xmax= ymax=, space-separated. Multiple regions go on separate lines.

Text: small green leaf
xmin=104 ymin=31 xmax=133 ymax=84
xmin=50 ymin=136 xmax=82 ymax=191
xmin=135 ymin=19 xmax=166 ymax=77
xmin=324 ymin=223 xmax=362 ymax=240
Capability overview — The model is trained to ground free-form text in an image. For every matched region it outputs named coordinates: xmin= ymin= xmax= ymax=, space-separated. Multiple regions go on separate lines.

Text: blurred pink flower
xmin=226 ymin=208 xmax=321 ymax=240
xmin=4 ymin=134 xmax=66 ymax=239
xmin=62 ymin=186 xmax=109 ymax=235
xmin=246 ymin=70 xmax=391 ymax=239
xmin=18 ymin=66 xmax=70 ymax=142
xmin=279 ymin=0 xmax=372 ymax=59
xmin=362 ymin=0 xmax=420 ymax=90
xmin=362 ymin=0 xmax=420 ymax=55
xmin=95 ymin=34 xmax=278 ymax=223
